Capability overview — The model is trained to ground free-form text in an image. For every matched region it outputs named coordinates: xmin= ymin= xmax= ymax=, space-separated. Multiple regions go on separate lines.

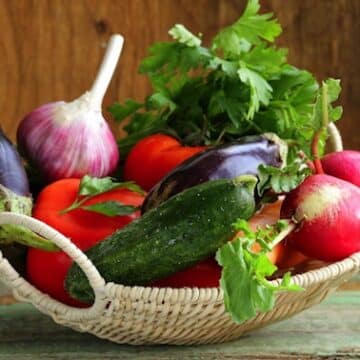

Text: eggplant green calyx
xmin=0 ymin=184 xmax=58 ymax=252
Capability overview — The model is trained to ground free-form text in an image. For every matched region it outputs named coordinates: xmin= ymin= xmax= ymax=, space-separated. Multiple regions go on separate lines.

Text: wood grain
xmin=0 ymin=0 xmax=358 ymax=149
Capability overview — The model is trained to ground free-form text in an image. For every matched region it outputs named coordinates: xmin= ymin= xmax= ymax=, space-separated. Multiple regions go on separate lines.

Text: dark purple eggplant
xmin=0 ymin=127 xmax=58 ymax=256
xmin=142 ymin=133 xmax=287 ymax=213
xmin=0 ymin=128 xmax=30 ymax=196
xmin=0 ymin=128 xmax=31 ymax=274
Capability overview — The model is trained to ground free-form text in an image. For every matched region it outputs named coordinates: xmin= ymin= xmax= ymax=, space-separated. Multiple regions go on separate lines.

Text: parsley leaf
xmin=212 ymin=0 xmax=282 ymax=56
xmin=61 ymin=176 xmax=144 ymax=215
xmin=257 ymin=162 xmax=311 ymax=197
xmin=78 ymin=175 xmax=144 ymax=196
xmin=81 ymin=201 xmax=139 ymax=217
xmin=312 ymin=78 xmax=342 ymax=131
xmin=109 ymin=0 xmax=341 ymax=163
xmin=216 ymin=219 xmax=302 ymax=324
xmin=237 ymin=66 xmax=273 ymax=118
xmin=108 ymin=100 xmax=143 ymax=123
xmin=169 ymin=24 xmax=202 ymax=47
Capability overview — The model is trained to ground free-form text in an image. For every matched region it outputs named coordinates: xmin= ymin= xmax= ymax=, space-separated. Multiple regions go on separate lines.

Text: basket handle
xmin=0 ymin=212 xmax=108 ymax=322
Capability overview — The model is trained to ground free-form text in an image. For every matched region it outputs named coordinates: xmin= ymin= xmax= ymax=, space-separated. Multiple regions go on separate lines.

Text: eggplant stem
xmin=0 ymin=225 xmax=59 ymax=252
xmin=89 ymin=34 xmax=124 ymax=110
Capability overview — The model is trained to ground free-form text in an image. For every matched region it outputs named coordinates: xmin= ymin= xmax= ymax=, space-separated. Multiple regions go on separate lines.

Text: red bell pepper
xmin=123 ymin=134 xmax=206 ymax=191
xmin=26 ymin=178 xmax=145 ymax=306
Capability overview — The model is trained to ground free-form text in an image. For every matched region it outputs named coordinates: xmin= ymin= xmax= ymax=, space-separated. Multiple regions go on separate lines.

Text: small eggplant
xmin=142 ymin=133 xmax=287 ymax=213
xmin=0 ymin=128 xmax=30 ymax=197
xmin=0 ymin=128 xmax=58 ymax=258
xmin=0 ymin=128 xmax=30 ymax=274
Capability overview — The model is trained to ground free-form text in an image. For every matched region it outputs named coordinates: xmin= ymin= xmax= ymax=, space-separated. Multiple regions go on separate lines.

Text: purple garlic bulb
xmin=17 ymin=35 xmax=124 ymax=183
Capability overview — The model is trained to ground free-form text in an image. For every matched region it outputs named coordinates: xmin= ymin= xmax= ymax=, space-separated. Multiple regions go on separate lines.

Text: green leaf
xmin=124 ymin=112 xmax=163 ymax=135
xmin=81 ymin=201 xmax=138 ymax=217
xmin=147 ymin=92 xmax=177 ymax=112
xmin=139 ymin=42 xmax=178 ymax=75
xmin=169 ymin=24 xmax=202 ymax=47
xmin=257 ymin=163 xmax=311 ymax=196
xmin=61 ymin=176 xmax=145 ymax=215
xmin=208 ymin=57 xmax=238 ymax=77
xmin=79 ymin=176 xmax=144 ymax=197
xmin=108 ymin=1 xmax=341 ymax=164
xmin=216 ymin=219 xmax=302 ymax=324
xmin=212 ymin=0 xmax=282 ymax=56
xmin=108 ymin=100 xmax=142 ymax=122
xmin=212 ymin=28 xmax=250 ymax=57
xmin=241 ymin=45 xmax=287 ymax=78
xmin=140 ymin=41 xmax=209 ymax=86
xmin=312 ymin=78 xmax=342 ymax=131
xmin=238 ymin=66 xmax=273 ymax=118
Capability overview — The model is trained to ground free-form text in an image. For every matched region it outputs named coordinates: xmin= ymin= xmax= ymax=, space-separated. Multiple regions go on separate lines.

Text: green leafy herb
xmin=61 ymin=175 xmax=143 ymax=216
xmin=169 ymin=24 xmax=202 ymax=47
xmin=216 ymin=219 xmax=302 ymax=324
xmin=110 ymin=0 xmax=342 ymax=159
xmin=257 ymin=162 xmax=312 ymax=197
xmin=310 ymin=79 xmax=343 ymax=158
xmin=237 ymin=66 xmax=273 ymax=118
xmin=108 ymin=100 xmax=143 ymax=123
xmin=81 ymin=201 xmax=139 ymax=217
xmin=212 ymin=0 xmax=282 ymax=56
xmin=78 ymin=175 xmax=144 ymax=197
xmin=312 ymin=79 xmax=342 ymax=131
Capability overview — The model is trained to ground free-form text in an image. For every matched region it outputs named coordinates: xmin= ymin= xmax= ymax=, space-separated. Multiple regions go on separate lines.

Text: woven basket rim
xmin=100 ymin=250 xmax=360 ymax=304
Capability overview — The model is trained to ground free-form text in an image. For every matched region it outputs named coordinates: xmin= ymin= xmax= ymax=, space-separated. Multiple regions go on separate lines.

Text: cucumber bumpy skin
xmin=65 ymin=175 xmax=257 ymax=303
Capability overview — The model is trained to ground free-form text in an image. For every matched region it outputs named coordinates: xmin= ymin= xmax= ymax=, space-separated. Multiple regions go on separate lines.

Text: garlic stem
xmin=89 ymin=34 xmax=124 ymax=110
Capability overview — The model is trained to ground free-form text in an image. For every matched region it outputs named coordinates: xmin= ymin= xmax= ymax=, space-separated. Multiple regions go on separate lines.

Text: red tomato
xmin=123 ymin=134 xmax=205 ymax=191
xmin=26 ymin=178 xmax=144 ymax=306
xmin=152 ymin=258 xmax=221 ymax=288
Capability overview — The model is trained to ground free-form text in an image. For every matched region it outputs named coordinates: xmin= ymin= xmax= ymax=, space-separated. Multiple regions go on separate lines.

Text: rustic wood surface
xmin=0 ymin=290 xmax=359 ymax=359
xmin=0 ymin=0 xmax=358 ymax=149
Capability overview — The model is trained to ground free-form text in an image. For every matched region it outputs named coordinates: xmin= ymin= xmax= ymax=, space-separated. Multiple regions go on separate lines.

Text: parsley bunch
xmin=216 ymin=219 xmax=301 ymax=323
xmin=109 ymin=0 xmax=341 ymax=161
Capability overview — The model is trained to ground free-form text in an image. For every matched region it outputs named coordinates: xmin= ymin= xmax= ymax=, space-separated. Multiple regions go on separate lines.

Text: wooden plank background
xmin=0 ymin=0 xmax=358 ymax=149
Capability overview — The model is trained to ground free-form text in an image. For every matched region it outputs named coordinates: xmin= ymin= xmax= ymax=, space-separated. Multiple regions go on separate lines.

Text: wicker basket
xmin=0 ymin=123 xmax=359 ymax=345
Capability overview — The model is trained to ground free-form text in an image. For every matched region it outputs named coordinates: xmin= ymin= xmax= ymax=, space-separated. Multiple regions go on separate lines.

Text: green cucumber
xmin=65 ymin=175 xmax=257 ymax=303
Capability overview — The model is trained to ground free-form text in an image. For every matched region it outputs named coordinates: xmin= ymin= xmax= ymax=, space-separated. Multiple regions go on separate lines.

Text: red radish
xmin=321 ymin=150 xmax=360 ymax=187
xmin=280 ymin=174 xmax=360 ymax=262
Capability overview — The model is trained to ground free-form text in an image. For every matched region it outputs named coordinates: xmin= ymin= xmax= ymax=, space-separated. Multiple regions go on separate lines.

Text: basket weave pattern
xmin=0 ymin=123 xmax=359 ymax=345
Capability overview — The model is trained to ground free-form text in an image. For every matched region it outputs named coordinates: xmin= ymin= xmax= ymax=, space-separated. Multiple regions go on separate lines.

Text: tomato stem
xmin=60 ymin=196 xmax=90 ymax=215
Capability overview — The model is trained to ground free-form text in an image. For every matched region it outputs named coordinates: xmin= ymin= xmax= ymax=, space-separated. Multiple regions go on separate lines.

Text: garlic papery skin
xmin=17 ymin=96 xmax=119 ymax=182
xmin=16 ymin=35 xmax=124 ymax=183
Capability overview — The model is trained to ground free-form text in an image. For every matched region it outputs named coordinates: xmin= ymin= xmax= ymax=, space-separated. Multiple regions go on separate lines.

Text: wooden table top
xmin=0 ymin=276 xmax=359 ymax=360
